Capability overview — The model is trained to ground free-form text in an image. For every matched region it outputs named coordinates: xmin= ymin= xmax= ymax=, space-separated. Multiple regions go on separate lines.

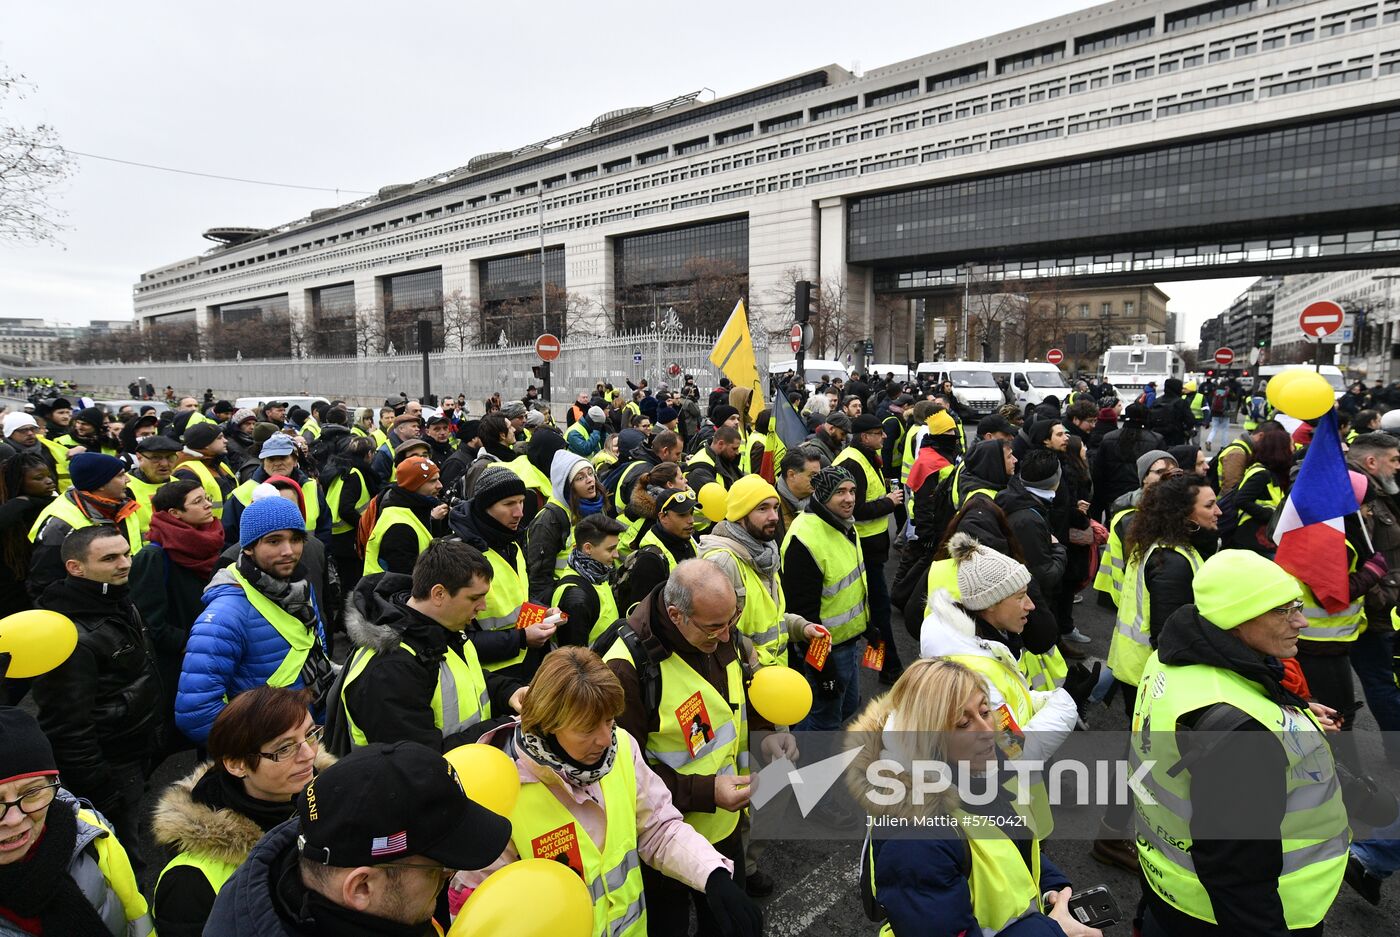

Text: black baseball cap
xmin=653 ymin=487 xmax=696 ymax=515
xmin=426 ymin=414 xmax=451 ymax=427
xmin=136 ymin=435 xmax=181 ymax=453
xmin=977 ymin=414 xmax=1016 ymax=438
xmin=297 ymin=741 xmax=510 ymax=870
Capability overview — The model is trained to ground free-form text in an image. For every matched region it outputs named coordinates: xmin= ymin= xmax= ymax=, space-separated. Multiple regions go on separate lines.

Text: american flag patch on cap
xmin=370 ymin=831 xmax=408 ymax=856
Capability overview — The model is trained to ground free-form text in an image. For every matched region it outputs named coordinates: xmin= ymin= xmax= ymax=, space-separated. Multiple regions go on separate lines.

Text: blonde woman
xmin=848 ymin=659 xmax=1101 ymax=937
xmin=460 ymin=647 xmax=761 ymax=937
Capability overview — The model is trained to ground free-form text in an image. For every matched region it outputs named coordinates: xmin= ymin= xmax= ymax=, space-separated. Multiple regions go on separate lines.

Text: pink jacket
xmin=455 ymin=721 xmax=731 ymax=894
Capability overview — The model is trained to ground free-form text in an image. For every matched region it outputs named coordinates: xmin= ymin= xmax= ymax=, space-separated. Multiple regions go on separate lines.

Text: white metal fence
xmin=10 ymin=330 xmax=773 ymax=411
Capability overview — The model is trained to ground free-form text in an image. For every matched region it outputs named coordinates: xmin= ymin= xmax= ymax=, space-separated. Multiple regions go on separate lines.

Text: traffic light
xmin=1258 ymin=338 xmax=1266 ymax=347
xmin=795 ymin=280 xmax=813 ymax=325
xmin=531 ymin=365 xmax=544 ymax=380
xmin=1205 ymin=369 xmax=1215 ymax=377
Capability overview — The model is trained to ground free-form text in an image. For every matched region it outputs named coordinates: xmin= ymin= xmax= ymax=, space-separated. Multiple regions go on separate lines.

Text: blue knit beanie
xmin=69 ymin=452 xmax=125 ymax=492
xmin=239 ymin=495 xmax=306 ymax=548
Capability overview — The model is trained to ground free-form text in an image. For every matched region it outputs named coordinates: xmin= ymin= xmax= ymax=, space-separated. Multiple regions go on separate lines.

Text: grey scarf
xmin=715 ymin=519 xmax=780 ymax=575
xmin=775 ymin=476 xmax=809 ymax=514
xmin=516 ymin=725 xmax=617 ymax=788
xmin=238 ymin=554 xmax=317 ymax=628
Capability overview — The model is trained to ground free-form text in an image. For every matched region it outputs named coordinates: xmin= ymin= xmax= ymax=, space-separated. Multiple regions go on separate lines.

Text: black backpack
xmin=608 ymin=544 xmax=662 ymax=612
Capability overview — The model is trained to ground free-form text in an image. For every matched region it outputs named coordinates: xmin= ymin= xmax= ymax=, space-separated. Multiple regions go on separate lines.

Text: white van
xmin=234 ymin=395 xmax=331 ymax=414
xmin=915 ymin=361 xmax=1007 ymax=416
xmin=1257 ymin=364 xmax=1346 ymax=400
xmin=864 ymin=363 xmax=912 ymax=384
xmin=983 ymin=362 xmax=1071 ymax=408
xmin=769 ymin=359 xmax=848 ymax=394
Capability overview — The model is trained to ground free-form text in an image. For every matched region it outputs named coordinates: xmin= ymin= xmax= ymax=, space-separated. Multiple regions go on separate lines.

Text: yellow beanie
xmin=725 ymin=475 xmax=779 ymax=522
xmin=926 ymin=410 xmax=956 ymax=436
xmin=1194 ymin=549 xmax=1302 ymax=629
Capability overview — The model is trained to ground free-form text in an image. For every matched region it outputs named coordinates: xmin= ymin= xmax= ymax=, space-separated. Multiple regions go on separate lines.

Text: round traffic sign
xmin=534 ymin=333 xmax=561 ymax=362
xmin=667 ymin=362 xmax=681 ymax=377
xmin=1299 ymin=301 xmax=1345 ymax=339
xmin=1214 ymin=346 xmax=1235 ymax=366
xmin=789 ymin=324 xmax=803 ymax=353
xmin=1046 ymin=348 xmax=1064 ymax=365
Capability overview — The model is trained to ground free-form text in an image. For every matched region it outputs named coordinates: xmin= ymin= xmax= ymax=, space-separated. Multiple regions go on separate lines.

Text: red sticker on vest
xmin=675 ymin=691 xmax=715 ymax=757
xmin=530 ymin=823 xmax=584 ymax=879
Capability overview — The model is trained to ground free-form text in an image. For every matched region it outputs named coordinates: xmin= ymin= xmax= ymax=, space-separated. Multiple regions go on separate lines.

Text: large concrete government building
xmin=134 ymin=0 xmax=1400 ymax=363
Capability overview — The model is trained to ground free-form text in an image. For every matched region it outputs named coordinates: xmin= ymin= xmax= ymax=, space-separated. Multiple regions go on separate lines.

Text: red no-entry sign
xmin=535 ymin=333 xmax=561 ymax=361
xmin=1299 ymin=301 xmax=1345 ymax=339
xmin=1214 ymin=347 xmax=1234 ymax=366
xmin=1046 ymin=348 xmax=1064 ymax=365
xmin=789 ymin=324 xmax=803 ymax=353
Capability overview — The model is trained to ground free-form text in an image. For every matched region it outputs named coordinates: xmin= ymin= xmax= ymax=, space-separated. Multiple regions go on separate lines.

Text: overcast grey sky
xmin=0 ymin=0 xmax=1252 ymax=343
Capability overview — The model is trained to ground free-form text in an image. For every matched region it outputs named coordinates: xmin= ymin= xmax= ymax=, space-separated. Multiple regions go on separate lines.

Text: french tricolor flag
xmin=1273 ymin=409 xmax=1358 ymax=614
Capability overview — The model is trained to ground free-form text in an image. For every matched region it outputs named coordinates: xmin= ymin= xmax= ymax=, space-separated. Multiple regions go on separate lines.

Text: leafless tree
xmin=203 ymin=313 xmax=291 ymax=360
xmin=441 ymin=289 xmax=475 ymax=351
xmin=0 ymin=66 xmax=75 ymax=245
xmin=355 ymin=304 xmax=387 ymax=356
xmin=767 ymin=267 xmax=859 ymax=360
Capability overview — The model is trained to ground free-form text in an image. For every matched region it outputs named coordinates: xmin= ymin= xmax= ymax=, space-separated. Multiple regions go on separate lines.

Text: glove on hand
xmin=704 ymin=868 xmax=764 ymax=937
xmin=1062 ymin=661 xmax=1103 ymax=708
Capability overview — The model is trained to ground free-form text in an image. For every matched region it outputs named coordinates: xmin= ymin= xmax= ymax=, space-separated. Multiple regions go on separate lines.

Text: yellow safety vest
xmin=542 ymin=499 xmax=575 ymax=578
xmin=341 ymin=639 xmax=490 ymax=747
xmin=1239 ymin=462 xmax=1284 ymax=511
xmin=552 ymin=575 xmax=620 ymax=646
xmin=899 ymin=427 xmax=921 ymax=488
xmin=35 ymin=435 xmax=72 ymax=493
xmin=1297 ymin=542 xmax=1365 ymax=643
xmin=301 ymin=418 xmax=321 ymax=440
xmin=477 ymin=545 xmax=530 ymax=672
xmin=882 ymin=416 xmax=905 ymax=481
xmin=1093 ymin=507 xmax=1135 ymax=606
xmin=227 ymin=565 xmax=324 ymax=688
xmin=179 ymin=458 xmax=236 ymax=520
xmin=508 ymin=730 xmax=647 ymax=937
xmin=1108 ymin=543 xmax=1202 ymax=688
xmin=601 ymin=641 xmax=748 ymax=842
xmin=869 ymin=820 xmax=1044 ymax=937
xmin=80 ymin=807 xmax=155 ymax=937
xmin=326 ymin=469 xmax=371 ymax=536
xmin=780 ymin=511 xmax=869 ymax=645
xmin=1131 ymin=653 xmax=1349 ymax=928
xmin=702 ymin=542 xmax=789 ymax=668
xmin=28 ymin=493 xmax=142 ymax=555
xmin=833 ymin=446 xmax=889 ymax=542
xmin=686 ymin=448 xmax=726 ymax=533
xmin=157 ymin=851 xmax=239 ymax=910
xmin=125 ymin=474 xmax=163 ymax=536
xmin=636 ymin=527 xmax=684 ymax=572
xmin=362 ymin=506 xmax=432 ymax=576
xmin=372 ymin=428 xmax=389 ymax=450
xmin=231 ymin=477 xmax=321 ymax=535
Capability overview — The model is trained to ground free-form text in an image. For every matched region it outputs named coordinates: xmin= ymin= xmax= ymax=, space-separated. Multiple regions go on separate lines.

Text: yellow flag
xmin=708 ymin=299 xmax=764 ymax=421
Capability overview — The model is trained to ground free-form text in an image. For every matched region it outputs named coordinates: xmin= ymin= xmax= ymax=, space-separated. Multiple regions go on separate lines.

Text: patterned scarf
xmin=516 ymin=725 xmax=617 ymax=788
xmin=568 ymin=548 xmax=612 ymax=585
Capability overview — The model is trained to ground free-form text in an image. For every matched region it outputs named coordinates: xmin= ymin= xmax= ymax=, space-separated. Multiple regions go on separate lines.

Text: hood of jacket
xmin=344 ymin=572 xmax=423 ymax=654
xmin=526 ymin=428 xmax=567 ymax=476
xmin=150 ymin=758 xmax=330 ymax=865
xmin=1109 ymin=487 xmax=1143 ymax=515
xmin=1157 ymin=604 xmax=1305 ymax=707
xmin=550 ymin=450 xmax=590 ymax=506
xmin=960 ymin=439 xmax=1010 ymax=491
xmin=918 ymin=589 xmax=1020 ymax=671
xmin=994 ymin=476 xmax=1050 ymax=518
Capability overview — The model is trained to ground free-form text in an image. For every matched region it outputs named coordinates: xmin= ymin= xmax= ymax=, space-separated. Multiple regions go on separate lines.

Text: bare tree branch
xmin=0 ymin=67 xmax=75 ymax=245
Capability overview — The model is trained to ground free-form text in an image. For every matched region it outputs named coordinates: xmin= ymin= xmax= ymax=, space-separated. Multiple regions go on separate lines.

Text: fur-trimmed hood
xmin=344 ymin=572 xmax=417 ymax=654
xmin=151 ymin=756 xmax=332 ymax=864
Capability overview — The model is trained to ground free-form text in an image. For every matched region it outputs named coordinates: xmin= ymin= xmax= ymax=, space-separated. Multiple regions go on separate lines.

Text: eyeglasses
xmin=0 ymin=781 xmax=59 ymax=823
xmin=260 ymin=725 xmax=324 ymax=763
xmin=1272 ymin=601 xmax=1306 ymax=619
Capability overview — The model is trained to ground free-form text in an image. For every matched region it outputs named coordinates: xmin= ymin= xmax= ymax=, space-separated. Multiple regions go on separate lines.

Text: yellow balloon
xmin=443 ymin=744 xmax=520 ymax=819
xmin=698 ymin=482 xmax=727 ymax=523
xmin=747 ymin=665 xmax=813 ymax=726
xmin=0 ymin=610 xmax=78 ymax=678
xmin=1276 ymin=371 xmax=1336 ymax=421
xmin=450 ymin=858 xmax=592 ymax=937
xmin=1265 ymin=369 xmax=1305 ymax=410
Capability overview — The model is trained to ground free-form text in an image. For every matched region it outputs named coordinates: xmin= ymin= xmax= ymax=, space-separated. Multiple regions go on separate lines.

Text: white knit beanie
xmin=948 ymin=532 xmax=1031 ymax=611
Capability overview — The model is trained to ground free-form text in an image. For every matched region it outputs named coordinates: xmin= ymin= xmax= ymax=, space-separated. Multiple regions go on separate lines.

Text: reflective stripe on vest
xmin=327 ymin=469 xmax=372 ymax=535
xmin=1298 ymin=542 xmax=1365 ymax=642
xmin=478 ymin=545 xmax=530 ymax=672
xmin=834 ymin=446 xmax=889 ymax=541
xmin=509 ymin=730 xmax=647 ymax=937
xmin=1131 ymin=653 xmax=1349 ymax=927
xmin=1093 ymin=507 xmax=1135 ymax=606
xmin=1108 ymin=543 xmax=1201 ymax=687
xmin=362 ymin=506 xmax=433 ymax=576
xmin=702 ymin=543 xmax=788 ymax=668
xmin=1020 ymin=646 xmax=1069 ymax=691
xmin=1240 ymin=462 xmax=1284 ymax=510
xmin=27 ymin=493 xmax=142 ymax=555
xmin=180 ymin=458 xmax=236 ymax=519
xmin=227 ymin=565 xmax=325 ymax=687
xmin=781 ymin=512 xmax=868 ymax=645
xmin=342 ymin=640 xmax=489 ymax=747
xmin=600 ymin=641 xmax=749 ymax=842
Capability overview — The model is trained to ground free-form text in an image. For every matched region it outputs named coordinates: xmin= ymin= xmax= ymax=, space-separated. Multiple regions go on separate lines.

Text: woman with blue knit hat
xmin=1131 ymin=549 xmax=1351 ymax=937
xmin=176 ymin=495 xmax=334 ymax=745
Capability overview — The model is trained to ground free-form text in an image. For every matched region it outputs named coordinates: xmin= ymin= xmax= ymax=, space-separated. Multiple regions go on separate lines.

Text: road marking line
xmin=762 ymin=849 xmax=860 ymax=936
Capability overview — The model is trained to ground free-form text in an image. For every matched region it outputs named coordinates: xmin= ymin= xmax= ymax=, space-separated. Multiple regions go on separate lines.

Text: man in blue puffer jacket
xmin=175 ymin=495 xmax=336 ymax=744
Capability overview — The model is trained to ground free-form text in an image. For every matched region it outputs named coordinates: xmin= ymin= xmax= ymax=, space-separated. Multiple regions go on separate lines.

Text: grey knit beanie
xmin=1136 ymin=449 xmax=1177 ymax=483
xmin=947 ymin=532 xmax=1032 ymax=611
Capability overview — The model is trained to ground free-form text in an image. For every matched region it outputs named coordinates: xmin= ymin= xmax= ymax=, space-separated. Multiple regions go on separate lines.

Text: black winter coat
xmin=1090 ymin=425 xmax=1164 ymax=519
xmin=994 ymin=479 xmax=1066 ymax=601
xmin=32 ymin=577 xmax=163 ymax=812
